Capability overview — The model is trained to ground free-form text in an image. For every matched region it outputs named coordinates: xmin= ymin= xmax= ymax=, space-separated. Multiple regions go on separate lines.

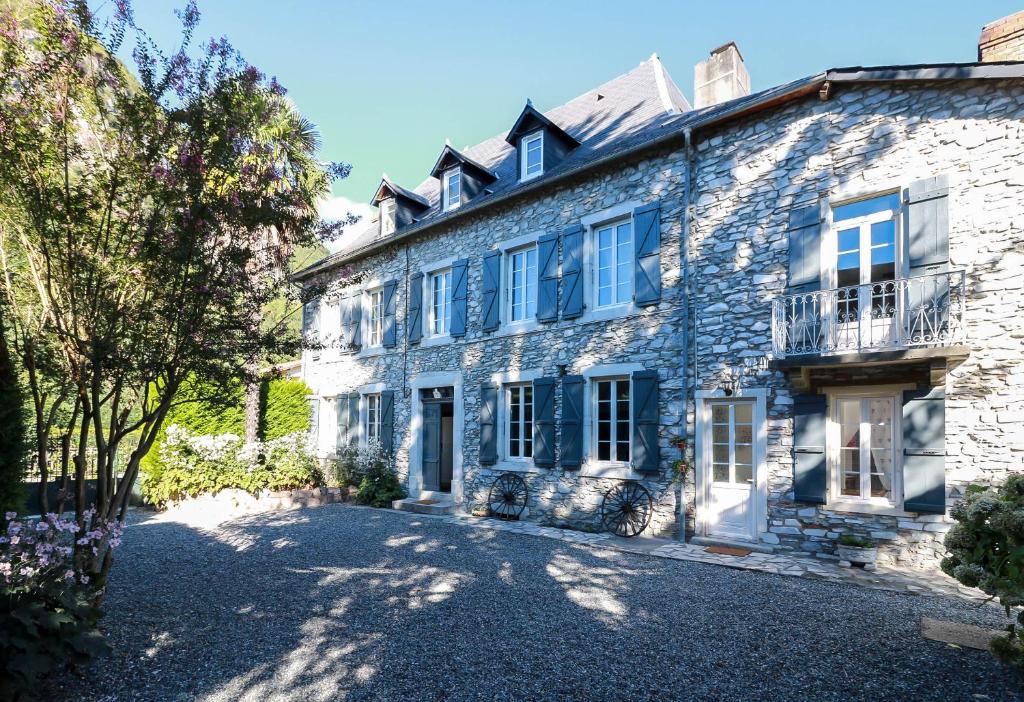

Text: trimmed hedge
xmin=141 ymin=376 xmax=312 ymax=501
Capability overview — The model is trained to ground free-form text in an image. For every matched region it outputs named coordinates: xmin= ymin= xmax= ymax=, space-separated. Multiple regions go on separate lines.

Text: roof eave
xmin=296 ymin=61 xmax=1024 ymax=282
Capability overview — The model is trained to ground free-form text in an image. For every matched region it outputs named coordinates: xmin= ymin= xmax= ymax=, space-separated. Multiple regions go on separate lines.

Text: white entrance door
xmin=704 ymin=400 xmax=757 ymax=541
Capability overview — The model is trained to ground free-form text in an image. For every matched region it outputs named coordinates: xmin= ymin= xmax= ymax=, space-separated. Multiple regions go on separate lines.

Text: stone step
xmin=392 ymin=496 xmax=455 ymax=516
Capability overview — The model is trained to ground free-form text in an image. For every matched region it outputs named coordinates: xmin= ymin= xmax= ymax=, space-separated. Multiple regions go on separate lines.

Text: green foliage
xmin=353 ymin=444 xmax=405 ymax=508
xmin=1 ymin=579 xmax=110 ymax=701
xmin=141 ymin=377 xmax=311 ymax=498
xmin=837 ymin=534 xmax=875 ymax=548
xmin=330 ymin=443 xmax=359 ymax=488
xmin=0 ymin=313 xmax=25 ymax=514
xmin=140 ymin=429 xmax=322 ymax=505
xmin=260 ymin=377 xmax=312 ymax=440
xmin=942 ymin=475 xmax=1024 ymax=668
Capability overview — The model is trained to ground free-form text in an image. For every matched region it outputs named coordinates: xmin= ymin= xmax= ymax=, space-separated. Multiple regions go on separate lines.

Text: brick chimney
xmin=694 ymin=42 xmax=751 ymax=109
xmin=979 ymin=11 xmax=1024 ymax=62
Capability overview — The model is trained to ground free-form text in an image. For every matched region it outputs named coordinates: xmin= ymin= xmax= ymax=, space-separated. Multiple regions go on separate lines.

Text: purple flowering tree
xmin=0 ymin=1 xmax=347 ymax=584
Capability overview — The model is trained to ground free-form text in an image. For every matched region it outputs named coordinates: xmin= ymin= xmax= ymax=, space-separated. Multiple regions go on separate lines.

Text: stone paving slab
xmin=414 ymin=511 xmax=991 ymax=603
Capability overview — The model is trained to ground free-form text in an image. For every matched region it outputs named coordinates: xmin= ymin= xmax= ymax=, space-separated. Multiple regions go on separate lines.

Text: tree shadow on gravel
xmin=46 ymin=505 xmax=1023 ymax=702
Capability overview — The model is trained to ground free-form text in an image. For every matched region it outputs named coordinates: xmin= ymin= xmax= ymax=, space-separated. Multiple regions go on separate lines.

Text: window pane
xmin=870 ymin=220 xmax=896 ymax=282
xmin=833 ymin=193 xmax=899 ymax=222
xmin=734 ymin=424 xmax=752 ymax=444
xmin=839 ymin=399 xmax=860 ymax=448
xmin=712 ymin=405 xmax=729 ymax=424
xmin=712 ymin=444 xmax=729 ymax=464
xmin=712 ymin=424 xmax=729 ymax=443
xmin=734 ymin=444 xmax=752 ymax=466
xmin=713 ymin=464 xmax=730 ymax=482
xmin=734 ymin=404 xmax=752 ymax=424
xmin=868 ymin=398 xmax=893 ymax=499
xmin=525 ymin=248 xmax=537 ymax=318
xmin=837 ymin=228 xmax=860 ymax=253
xmin=735 ymin=463 xmax=753 ymax=484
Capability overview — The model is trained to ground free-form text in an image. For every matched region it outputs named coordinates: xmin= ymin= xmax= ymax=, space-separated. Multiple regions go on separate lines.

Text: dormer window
xmin=521 ymin=132 xmax=544 ymax=181
xmin=380 ymin=197 xmax=396 ymax=236
xmin=443 ymin=168 xmax=462 ymax=211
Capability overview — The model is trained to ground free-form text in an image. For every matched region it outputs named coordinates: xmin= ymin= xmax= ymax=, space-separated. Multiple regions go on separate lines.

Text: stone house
xmin=296 ymin=13 xmax=1024 ymax=567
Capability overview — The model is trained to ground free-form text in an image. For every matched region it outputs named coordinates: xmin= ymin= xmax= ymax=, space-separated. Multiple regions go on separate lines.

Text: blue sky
xmin=120 ymin=1 xmax=1019 ymax=224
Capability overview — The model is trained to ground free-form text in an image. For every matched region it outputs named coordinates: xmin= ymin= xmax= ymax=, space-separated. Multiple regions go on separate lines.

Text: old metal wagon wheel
xmin=601 ymin=482 xmax=653 ymax=537
xmin=488 ymin=473 xmax=529 ymax=520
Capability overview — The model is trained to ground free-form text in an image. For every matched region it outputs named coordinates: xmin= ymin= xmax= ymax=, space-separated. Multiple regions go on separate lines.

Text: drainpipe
xmin=680 ymin=127 xmax=696 ymax=542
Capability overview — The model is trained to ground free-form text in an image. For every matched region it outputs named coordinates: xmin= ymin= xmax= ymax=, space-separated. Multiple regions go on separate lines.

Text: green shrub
xmin=330 ymin=442 xmax=359 ymax=488
xmin=0 ymin=319 xmax=26 ymax=514
xmin=942 ymin=476 xmax=1024 ymax=668
xmin=141 ymin=376 xmax=312 ymax=500
xmin=353 ymin=441 xmax=405 ymax=508
xmin=140 ymin=428 xmax=322 ymax=505
xmin=2 ymin=512 xmax=121 ymax=700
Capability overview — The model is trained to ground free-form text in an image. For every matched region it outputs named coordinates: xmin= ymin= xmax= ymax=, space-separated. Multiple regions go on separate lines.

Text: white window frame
xmin=363 ymin=392 xmax=382 ymax=446
xmin=443 ymin=167 xmax=462 ymax=212
xmin=379 ymin=197 xmax=396 ymax=237
xmin=824 ymin=384 xmax=914 ymax=515
xmin=506 ymin=243 xmax=538 ymax=325
xmin=520 ymin=131 xmax=544 ymax=181
xmin=592 ymin=216 xmax=634 ymax=310
xmin=365 ymin=287 xmax=385 ymax=348
xmin=427 ymin=267 xmax=453 ymax=338
xmin=824 ymin=189 xmax=906 ymax=290
xmin=504 ymin=383 xmax=534 ymax=462
xmin=590 ymin=376 xmax=632 ymax=468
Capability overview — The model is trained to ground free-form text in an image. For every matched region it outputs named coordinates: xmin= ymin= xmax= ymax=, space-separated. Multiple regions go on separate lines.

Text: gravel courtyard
xmin=53 ymin=505 xmax=1021 ymax=702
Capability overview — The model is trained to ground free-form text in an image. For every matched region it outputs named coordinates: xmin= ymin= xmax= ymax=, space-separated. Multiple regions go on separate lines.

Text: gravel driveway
xmin=51 ymin=505 xmax=1021 ymax=702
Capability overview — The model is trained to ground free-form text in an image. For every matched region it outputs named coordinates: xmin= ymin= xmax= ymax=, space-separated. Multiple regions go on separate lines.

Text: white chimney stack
xmin=694 ymin=42 xmax=751 ymax=109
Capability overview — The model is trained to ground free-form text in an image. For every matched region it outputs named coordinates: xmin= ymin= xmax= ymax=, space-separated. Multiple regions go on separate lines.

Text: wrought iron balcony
xmin=772 ymin=270 xmax=966 ymax=358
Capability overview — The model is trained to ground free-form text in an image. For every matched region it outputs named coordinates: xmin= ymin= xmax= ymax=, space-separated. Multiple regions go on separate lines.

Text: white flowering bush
xmin=140 ymin=425 xmax=323 ymax=505
xmin=1 ymin=510 xmax=123 ymax=697
xmin=352 ymin=439 xmax=404 ymax=508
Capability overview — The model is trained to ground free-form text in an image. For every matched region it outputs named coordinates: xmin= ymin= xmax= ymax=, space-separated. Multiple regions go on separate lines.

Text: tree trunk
xmin=244 ymin=363 xmax=260 ymax=445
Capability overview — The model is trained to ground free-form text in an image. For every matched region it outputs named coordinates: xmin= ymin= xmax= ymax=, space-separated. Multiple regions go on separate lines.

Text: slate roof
xmin=302 ymin=55 xmax=689 ymax=275
xmin=297 ymin=58 xmax=1024 ymax=279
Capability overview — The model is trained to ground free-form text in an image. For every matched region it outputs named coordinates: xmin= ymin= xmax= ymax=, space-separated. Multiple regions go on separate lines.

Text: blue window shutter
xmin=303 ymin=300 xmax=321 ymax=358
xmin=349 ymin=293 xmax=362 ymax=349
xmin=633 ymin=202 xmax=662 ymax=306
xmin=408 ymin=273 xmax=423 ymax=344
xmin=902 ymin=387 xmax=946 ymax=514
xmin=559 ymin=375 xmax=584 ymax=469
xmin=631 ymin=370 xmax=660 ymax=473
xmin=533 ymin=377 xmax=556 ymax=467
xmin=560 ymin=224 xmax=584 ymax=319
xmin=905 ymin=175 xmax=950 ymax=274
xmin=382 ymin=280 xmax=398 ymax=348
xmin=787 ymin=206 xmax=822 ymax=293
xmin=339 ymin=295 xmax=352 ymax=349
xmin=479 ymin=382 xmax=498 ymax=466
xmin=450 ymin=258 xmax=468 ymax=337
xmin=481 ymin=251 xmax=501 ymax=332
xmin=537 ymin=233 xmax=559 ymax=322
xmin=337 ymin=392 xmax=354 ymax=454
xmin=348 ymin=394 xmax=360 ymax=444
xmin=793 ymin=393 xmax=827 ymax=503
xmin=380 ymin=390 xmax=395 ymax=453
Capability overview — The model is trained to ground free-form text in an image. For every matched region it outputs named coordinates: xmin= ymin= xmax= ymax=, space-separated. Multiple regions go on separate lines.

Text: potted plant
xmin=836 ymin=534 xmax=879 ymax=570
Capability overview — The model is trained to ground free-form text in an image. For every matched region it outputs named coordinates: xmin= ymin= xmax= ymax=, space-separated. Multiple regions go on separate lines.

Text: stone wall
xmin=688 ymin=80 xmax=1024 ymax=568
xmin=303 ymin=146 xmax=690 ymax=536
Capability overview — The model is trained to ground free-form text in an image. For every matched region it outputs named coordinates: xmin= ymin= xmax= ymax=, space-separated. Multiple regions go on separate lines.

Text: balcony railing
xmin=772 ymin=270 xmax=966 ymax=358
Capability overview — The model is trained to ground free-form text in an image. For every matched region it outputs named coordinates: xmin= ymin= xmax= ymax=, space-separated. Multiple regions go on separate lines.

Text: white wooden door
xmin=704 ymin=400 xmax=756 ymax=541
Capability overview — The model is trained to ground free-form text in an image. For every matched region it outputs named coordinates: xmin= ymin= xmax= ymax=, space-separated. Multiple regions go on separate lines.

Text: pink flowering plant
xmin=1 ymin=510 xmax=123 ymax=698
